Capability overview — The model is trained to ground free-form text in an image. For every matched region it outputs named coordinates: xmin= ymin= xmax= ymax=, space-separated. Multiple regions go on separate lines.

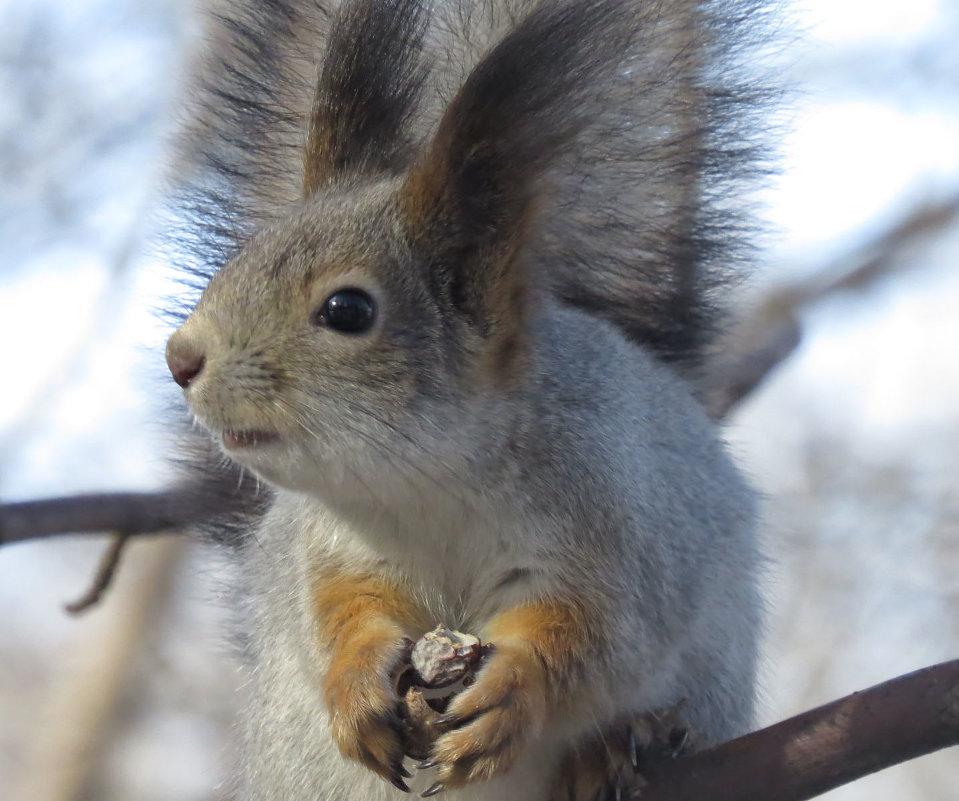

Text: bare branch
xmin=707 ymin=192 xmax=959 ymax=418
xmin=11 ymin=539 xmax=186 ymax=801
xmin=64 ymin=533 xmax=132 ymax=615
xmin=794 ymin=194 xmax=959 ymax=306
xmin=639 ymin=659 xmax=959 ymax=801
xmin=0 ymin=489 xmax=215 ymax=546
xmin=705 ymin=304 xmax=801 ymax=419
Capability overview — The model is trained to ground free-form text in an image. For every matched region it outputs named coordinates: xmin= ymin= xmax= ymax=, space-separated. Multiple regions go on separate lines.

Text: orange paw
xmin=422 ymin=644 xmax=548 ymax=789
xmin=323 ymin=637 xmax=413 ymax=792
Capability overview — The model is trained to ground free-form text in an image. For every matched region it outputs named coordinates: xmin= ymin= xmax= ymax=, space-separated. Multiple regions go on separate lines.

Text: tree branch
xmin=705 ymin=192 xmax=959 ymax=418
xmin=0 ymin=489 xmax=212 ymax=545
xmin=639 ymin=659 xmax=959 ymax=801
xmin=63 ymin=533 xmax=132 ymax=615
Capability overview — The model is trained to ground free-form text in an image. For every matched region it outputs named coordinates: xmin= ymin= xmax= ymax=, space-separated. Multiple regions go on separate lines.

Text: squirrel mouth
xmin=221 ymin=429 xmax=280 ymax=450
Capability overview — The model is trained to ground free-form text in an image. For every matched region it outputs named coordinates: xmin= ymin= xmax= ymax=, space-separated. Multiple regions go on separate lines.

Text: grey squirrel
xmin=165 ymin=1 xmax=768 ymax=798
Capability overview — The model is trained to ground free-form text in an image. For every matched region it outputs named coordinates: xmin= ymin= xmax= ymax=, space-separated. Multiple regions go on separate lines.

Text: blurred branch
xmin=64 ymin=533 xmax=132 ymax=615
xmin=12 ymin=538 xmax=185 ymax=801
xmin=706 ymin=192 xmax=959 ymax=418
xmin=639 ymin=658 xmax=959 ymax=801
xmin=0 ymin=489 xmax=218 ymax=546
xmin=791 ymin=193 xmax=959 ymax=303
xmin=704 ymin=305 xmax=802 ymax=420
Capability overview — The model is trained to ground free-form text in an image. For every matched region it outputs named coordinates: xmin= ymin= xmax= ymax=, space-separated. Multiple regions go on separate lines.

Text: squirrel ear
xmin=398 ymin=0 xmax=632 ymax=339
xmin=303 ymin=0 xmax=429 ymax=195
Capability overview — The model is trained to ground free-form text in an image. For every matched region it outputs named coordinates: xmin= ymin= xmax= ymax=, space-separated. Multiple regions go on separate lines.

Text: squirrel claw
xmin=627 ymin=726 xmax=639 ymax=769
xmin=422 ymin=782 xmax=446 ymax=797
xmin=669 ymin=727 xmax=690 ymax=758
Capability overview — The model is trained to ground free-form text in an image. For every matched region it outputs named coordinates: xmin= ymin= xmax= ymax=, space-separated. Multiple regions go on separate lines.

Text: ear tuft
xmin=303 ymin=0 xmax=430 ymax=194
xmin=399 ymin=0 xmax=635 ymax=336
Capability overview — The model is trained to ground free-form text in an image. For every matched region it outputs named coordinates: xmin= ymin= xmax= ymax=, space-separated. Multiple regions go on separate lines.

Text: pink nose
xmin=166 ymin=338 xmax=206 ymax=388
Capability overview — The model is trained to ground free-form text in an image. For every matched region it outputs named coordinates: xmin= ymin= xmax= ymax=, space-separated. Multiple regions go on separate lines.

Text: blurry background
xmin=0 ymin=0 xmax=957 ymax=799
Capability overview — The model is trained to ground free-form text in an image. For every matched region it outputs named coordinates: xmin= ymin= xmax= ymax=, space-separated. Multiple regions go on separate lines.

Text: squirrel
xmin=164 ymin=0 xmax=768 ymax=799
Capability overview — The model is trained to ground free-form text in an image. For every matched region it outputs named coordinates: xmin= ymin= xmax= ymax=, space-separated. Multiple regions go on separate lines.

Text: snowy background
xmin=1 ymin=0 xmax=957 ymax=799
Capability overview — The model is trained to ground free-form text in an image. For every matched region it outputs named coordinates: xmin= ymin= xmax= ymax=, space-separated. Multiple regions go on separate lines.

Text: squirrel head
xmin=166 ymin=175 xmax=530 ymax=493
xmin=166 ymin=0 xmax=631 ymax=494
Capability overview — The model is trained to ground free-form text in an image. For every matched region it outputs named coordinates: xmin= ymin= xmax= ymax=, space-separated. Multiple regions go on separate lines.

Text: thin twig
xmin=707 ymin=192 xmax=959 ymax=418
xmin=64 ymin=533 xmax=132 ymax=615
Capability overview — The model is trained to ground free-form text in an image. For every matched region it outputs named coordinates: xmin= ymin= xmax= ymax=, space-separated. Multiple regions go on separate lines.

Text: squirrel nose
xmin=166 ymin=336 xmax=206 ymax=388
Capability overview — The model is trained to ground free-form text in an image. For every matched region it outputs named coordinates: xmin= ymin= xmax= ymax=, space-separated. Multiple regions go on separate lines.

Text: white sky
xmin=796 ymin=0 xmax=941 ymax=42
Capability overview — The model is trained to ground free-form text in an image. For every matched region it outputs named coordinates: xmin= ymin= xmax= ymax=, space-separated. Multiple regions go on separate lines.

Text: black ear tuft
xmin=400 ymin=0 xmax=635 ymax=328
xmin=303 ymin=0 xmax=430 ymax=194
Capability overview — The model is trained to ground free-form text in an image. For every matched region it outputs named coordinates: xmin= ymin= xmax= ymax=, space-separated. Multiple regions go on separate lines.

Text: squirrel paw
xmin=423 ymin=644 xmax=547 ymax=787
xmin=549 ymin=724 xmax=646 ymax=801
xmin=324 ymin=640 xmax=413 ymax=793
xmin=549 ymin=710 xmax=694 ymax=801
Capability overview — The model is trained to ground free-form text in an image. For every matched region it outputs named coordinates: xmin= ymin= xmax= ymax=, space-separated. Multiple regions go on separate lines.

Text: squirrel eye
xmin=313 ymin=288 xmax=376 ymax=334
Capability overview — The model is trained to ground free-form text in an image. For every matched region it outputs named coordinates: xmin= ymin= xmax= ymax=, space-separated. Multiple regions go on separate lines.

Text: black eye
xmin=313 ymin=288 xmax=376 ymax=334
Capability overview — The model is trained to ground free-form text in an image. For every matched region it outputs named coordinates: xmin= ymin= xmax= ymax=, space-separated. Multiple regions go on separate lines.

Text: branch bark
xmin=639 ymin=659 xmax=959 ymax=801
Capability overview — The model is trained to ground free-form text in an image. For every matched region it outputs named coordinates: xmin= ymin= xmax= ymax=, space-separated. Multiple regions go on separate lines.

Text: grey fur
xmin=165 ymin=1 xmax=769 ymax=799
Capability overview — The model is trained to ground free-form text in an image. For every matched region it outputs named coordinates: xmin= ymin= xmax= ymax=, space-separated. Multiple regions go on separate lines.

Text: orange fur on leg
xmin=312 ymin=567 xmax=427 ymax=791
